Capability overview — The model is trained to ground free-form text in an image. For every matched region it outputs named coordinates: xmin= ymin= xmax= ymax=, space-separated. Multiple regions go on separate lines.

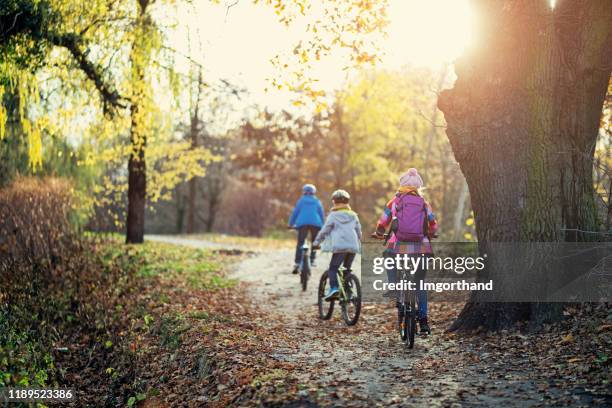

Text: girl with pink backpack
xmin=372 ymin=168 xmax=438 ymax=334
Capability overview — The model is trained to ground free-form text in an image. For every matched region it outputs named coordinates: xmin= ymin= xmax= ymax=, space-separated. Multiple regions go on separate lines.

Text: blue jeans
xmin=328 ymin=252 xmax=356 ymax=289
xmin=385 ymin=251 xmax=429 ymax=319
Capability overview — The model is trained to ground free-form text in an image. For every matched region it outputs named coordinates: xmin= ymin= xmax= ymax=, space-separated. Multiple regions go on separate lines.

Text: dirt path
xmin=147 ymin=235 xmax=609 ymax=407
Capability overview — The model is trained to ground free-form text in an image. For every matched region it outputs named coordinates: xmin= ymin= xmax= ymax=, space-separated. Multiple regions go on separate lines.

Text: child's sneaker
xmin=292 ymin=263 xmax=299 ymax=274
xmin=419 ymin=317 xmax=431 ymax=335
xmin=324 ymin=287 xmax=339 ymax=301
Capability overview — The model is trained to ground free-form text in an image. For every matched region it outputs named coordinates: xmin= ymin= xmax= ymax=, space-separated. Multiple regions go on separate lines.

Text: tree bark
xmin=452 ymin=180 xmax=469 ymax=241
xmin=186 ymin=106 xmax=199 ymax=234
xmin=126 ymin=110 xmax=146 ymax=243
xmin=186 ymin=71 xmax=204 ymax=234
xmin=438 ymin=0 xmax=612 ymax=331
xmin=125 ymin=0 xmax=151 ymax=244
xmin=205 ymin=191 xmax=219 ymax=232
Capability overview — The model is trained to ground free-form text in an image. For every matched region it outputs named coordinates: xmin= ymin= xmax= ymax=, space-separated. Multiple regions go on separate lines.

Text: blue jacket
xmin=289 ymin=194 xmax=325 ymax=228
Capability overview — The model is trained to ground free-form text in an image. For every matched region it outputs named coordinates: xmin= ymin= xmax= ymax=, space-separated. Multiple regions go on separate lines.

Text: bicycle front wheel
xmin=405 ymin=294 xmax=417 ymax=349
xmin=300 ymin=253 xmax=311 ymax=292
xmin=341 ymin=274 xmax=361 ymax=326
xmin=318 ymin=271 xmax=334 ymax=320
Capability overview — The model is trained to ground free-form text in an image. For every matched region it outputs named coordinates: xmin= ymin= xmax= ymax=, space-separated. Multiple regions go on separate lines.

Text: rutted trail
xmin=146 ymin=235 xmax=609 ymax=407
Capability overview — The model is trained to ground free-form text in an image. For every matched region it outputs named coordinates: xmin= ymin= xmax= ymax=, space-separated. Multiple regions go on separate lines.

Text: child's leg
xmin=294 ymin=227 xmax=308 ymax=265
xmin=416 ymin=290 xmax=428 ymax=320
xmin=342 ymin=253 xmax=356 ymax=271
xmin=310 ymin=226 xmax=321 ymax=262
xmin=384 ymin=250 xmax=398 ymax=285
xmin=415 ymin=256 xmax=429 ymax=319
xmin=327 ymin=253 xmax=345 ymax=289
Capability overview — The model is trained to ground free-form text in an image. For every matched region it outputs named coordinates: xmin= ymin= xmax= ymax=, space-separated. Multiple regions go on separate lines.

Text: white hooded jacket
xmin=313 ymin=207 xmax=362 ymax=253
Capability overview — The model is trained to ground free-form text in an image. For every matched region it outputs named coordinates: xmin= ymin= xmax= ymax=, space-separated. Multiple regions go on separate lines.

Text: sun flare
xmin=384 ymin=0 xmax=474 ymax=68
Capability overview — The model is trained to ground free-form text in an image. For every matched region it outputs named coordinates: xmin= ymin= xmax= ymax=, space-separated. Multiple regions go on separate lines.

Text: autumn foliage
xmin=0 ymin=178 xmax=143 ymax=403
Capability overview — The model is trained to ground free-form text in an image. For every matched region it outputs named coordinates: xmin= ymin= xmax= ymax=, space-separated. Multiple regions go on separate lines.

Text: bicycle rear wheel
xmin=341 ymin=274 xmax=361 ymax=326
xmin=318 ymin=271 xmax=334 ymax=320
xmin=300 ymin=251 xmax=310 ymax=292
xmin=405 ymin=294 xmax=417 ymax=349
xmin=398 ymin=302 xmax=408 ymax=341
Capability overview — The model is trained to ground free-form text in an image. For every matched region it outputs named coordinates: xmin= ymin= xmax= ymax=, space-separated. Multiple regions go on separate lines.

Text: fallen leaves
xmin=53 ymin=238 xmax=612 ymax=407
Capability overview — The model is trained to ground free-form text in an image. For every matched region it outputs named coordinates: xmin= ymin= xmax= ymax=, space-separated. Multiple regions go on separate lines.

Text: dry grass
xmin=187 ymin=232 xmax=295 ymax=250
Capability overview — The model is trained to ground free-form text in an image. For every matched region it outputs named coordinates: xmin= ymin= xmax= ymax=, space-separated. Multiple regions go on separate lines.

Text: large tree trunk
xmin=125 ymin=0 xmax=151 ymax=244
xmin=126 ymin=50 xmax=147 ymax=243
xmin=126 ymin=121 xmax=146 ymax=243
xmin=452 ymin=180 xmax=469 ymax=241
xmin=438 ymin=0 xmax=612 ymax=331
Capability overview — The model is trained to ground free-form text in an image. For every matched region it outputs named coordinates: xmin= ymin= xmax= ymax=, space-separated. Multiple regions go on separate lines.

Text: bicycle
xmin=298 ymin=242 xmax=311 ymax=292
xmin=371 ymin=231 xmax=423 ymax=349
xmin=397 ymin=268 xmax=417 ymax=349
xmin=289 ymin=227 xmax=313 ymax=292
xmin=317 ymin=266 xmax=362 ymax=326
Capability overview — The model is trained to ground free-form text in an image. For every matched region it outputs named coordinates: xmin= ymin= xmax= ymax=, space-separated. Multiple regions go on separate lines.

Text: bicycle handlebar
xmin=369 ymin=232 xmax=438 ymax=242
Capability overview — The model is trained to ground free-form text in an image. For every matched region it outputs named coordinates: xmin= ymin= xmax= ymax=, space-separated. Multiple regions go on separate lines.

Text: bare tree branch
xmin=47 ymin=31 xmax=127 ymax=115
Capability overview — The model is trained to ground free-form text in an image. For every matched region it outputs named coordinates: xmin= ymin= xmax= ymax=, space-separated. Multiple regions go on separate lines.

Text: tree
xmin=0 ymin=0 xmax=127 ymax=171
xmin=3 ymin=0 xmax=391 ymax=243
xmin=438 ymin=0 xmax=612 ymax=331
xmin=126 ymin=0 xmax=155 ymax=244
xmin=1 ymin=0 xmax=214 ymax=242
xmin=185 ymin=72 xmax=203 ymax=234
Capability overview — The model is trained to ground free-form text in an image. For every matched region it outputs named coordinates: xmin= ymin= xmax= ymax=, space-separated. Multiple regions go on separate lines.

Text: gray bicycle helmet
xmin=331 ymin=189 xmax=350 ymax=202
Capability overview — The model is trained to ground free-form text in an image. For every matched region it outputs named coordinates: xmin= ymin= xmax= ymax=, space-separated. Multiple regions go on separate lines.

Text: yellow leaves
xmin=146 ymin=143 xmax=216 ymax=203
xmin=0 ymin=86 xmax=5 ymax=139
xmin=0 ymin=66 xmax=43 ymax=169
xmin=20 ymin=119 xmax=42 ymax=170
xmin=466 ymin=218 xmax=474 ymax=226
xmin=262 ymin=0 xmax=388 ymax=106
xmin=314 ymin=100 xmax=327 ymax=114
xmin=464 ymin=233 xmax=473 ymax=241
xmin=27 ymin=123 xmax=43 ymax=170
xmin=559 ymin=333 xmax=574 ymax=345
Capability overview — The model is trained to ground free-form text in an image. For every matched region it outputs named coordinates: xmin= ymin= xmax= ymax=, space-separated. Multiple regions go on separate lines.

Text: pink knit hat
xmin=399 ymin=168 xmax=424 ymax=187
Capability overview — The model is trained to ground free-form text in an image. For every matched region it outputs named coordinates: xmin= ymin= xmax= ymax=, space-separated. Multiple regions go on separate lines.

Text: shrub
xmin=0 ymin=178 xmax=141 ymax=404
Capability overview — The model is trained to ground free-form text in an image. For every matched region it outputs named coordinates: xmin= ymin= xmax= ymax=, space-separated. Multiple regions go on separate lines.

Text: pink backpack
xmin=393 ymin=194 xmax=428 ymax=242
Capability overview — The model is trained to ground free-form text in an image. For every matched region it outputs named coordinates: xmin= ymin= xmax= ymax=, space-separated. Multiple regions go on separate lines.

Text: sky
xmin=166 ymin=0 xmax=475 ymax=112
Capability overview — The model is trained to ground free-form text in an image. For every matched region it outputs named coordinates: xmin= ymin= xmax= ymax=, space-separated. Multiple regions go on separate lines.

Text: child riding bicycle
xmin=312 ymin=190 xmax=362 ymax=301
xmin=372 ymin=168 xmax=438 ymax=334
xmin=289 ymin=184 xmax=325 ymax=274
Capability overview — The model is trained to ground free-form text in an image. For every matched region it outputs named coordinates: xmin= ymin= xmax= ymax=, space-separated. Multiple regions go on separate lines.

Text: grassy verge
xmin=98 ymin=236 xmax=236 ymax=290
xmin=186 ymin=232 xmax=294 ymax=250
xmin=1 ymin=180 xmax=281 ymax=407
xmin=87 ymin=237 xmax=249 ymax=407
xmin=1 ymin=231 xmax=239 ymax=407
xmin=90 ymin=237 xmax=299 ymax=407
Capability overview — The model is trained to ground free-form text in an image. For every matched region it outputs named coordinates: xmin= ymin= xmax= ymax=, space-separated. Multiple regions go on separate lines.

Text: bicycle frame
xmin=336 ymin=268 xmax=348 ymax=300
xmin=317 ymin=266 xmax=361 ymax=326
xmin=397 ymin=269 xmax=417 ymax=313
